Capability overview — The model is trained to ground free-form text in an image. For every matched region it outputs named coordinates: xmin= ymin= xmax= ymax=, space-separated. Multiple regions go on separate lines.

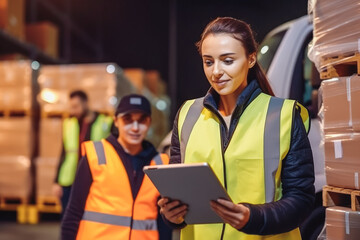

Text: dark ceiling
xmin=25 ymin=0 xmax=308 ymax=118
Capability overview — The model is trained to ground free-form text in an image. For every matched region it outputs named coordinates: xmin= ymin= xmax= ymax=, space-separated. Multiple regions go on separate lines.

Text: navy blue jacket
xmin=167 ymin=80 xmax=315 ymax=235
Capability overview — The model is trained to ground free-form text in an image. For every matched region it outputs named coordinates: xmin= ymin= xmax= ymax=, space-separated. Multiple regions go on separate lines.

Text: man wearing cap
xmin=61 ymin=94 xmax=171 ymax=240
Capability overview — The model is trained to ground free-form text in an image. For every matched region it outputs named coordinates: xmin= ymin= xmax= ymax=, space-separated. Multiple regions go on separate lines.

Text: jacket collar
xmin=203 ymin=79 xmax=262 ymax=119
xmin=106 ymin=134 xmax=158 ymax=161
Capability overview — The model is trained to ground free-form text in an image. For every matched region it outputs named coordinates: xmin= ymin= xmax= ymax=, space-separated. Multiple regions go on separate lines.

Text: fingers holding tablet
xmin=210 ymin=199 xmax=250 ymax=230
xmin=158 ymin=197 xmax=188 ymax=224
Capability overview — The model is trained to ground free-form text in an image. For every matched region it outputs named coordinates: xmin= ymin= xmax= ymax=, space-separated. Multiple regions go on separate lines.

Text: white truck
xmin=257 ymin=15 xmax=325 ymax=240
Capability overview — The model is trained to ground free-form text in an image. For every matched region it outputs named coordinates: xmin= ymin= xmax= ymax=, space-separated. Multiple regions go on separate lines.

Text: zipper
xmin=204 ymin=105 xmax=236 ymax=240
xmin=129 ymin=200 xmax=135 ymax=240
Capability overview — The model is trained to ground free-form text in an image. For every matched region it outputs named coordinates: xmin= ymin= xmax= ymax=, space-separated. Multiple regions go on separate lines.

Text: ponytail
xmin=248 ymin=62 xmax=274 ymax=96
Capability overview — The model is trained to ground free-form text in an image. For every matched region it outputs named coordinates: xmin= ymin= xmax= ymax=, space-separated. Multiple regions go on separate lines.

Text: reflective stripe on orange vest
xmin=82 ymin=211 xmax=158 ymax=230
xmin=76 ymin=139 xmax=169 ymax=240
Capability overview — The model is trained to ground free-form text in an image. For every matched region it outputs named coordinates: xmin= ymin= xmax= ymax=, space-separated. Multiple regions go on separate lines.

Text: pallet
xmin=36 ymin=196 xmax=61 ymax=213
xmin=41 ymin=111 xmax=69 ymax=119
xmin=323 ymin=185 xmax=360 ymax=211
xmin=0 ymin=196 xmax=28 ymax=211
xmin=320 ymin=52 xmax=360 ymax=80
xmin=0 ymin=109 xmax=31 ymax=118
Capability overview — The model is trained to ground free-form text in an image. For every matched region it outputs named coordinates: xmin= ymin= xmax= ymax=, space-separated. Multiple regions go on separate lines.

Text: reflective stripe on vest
xmin=263 ymin=97 xmax=283 ymax=203
xmin=58 ymin=114 xmax=113 ymax=186
xmin=77 ymin=140 xmax=168 ymax=240
xmin=82 ymin=211 xmax=157 ymax=230
xmin=178 ymin=93 xmax=308 ymax=240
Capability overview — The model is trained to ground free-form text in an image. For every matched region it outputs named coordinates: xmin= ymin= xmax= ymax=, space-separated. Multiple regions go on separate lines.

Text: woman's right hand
xmin=158 ymin=197 xmax=188 ymax=224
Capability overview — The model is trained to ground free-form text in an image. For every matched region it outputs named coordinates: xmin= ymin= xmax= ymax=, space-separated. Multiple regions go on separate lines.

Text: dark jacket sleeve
xmin=157 ymin=204 xmax=174 ymax=240
xmin=61 ymin=156 xmax=93 ymax=240
xmin=241 ymin=109 xmax=315 ymax=235
xmin=170 ymin=109 xmax=181 ymax=164
xmin=54 ymin=145 xmax=66 ymax=183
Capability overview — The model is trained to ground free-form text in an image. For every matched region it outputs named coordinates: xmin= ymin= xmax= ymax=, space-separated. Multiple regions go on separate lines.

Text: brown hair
xmin=196 ymin=17 xmax=274 ymax=96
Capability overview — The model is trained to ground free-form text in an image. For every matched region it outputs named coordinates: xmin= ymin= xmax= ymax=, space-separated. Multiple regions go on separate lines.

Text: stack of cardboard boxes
xmin=310 ymin=0 xmax=360 ymax=238
xmin=0 ymin=61 xmax=34 ymax=204
xmin=37 ymin=63 xmax=131 ymax=116
xmin=310 ymin=0 xmax=360 ymax=72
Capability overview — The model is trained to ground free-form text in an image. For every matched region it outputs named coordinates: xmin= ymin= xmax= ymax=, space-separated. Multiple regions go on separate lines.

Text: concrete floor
xmin=0 ymin=222 xmax=60 ymax=240
xmin=0 ymin=212 xmax=60 ymax=240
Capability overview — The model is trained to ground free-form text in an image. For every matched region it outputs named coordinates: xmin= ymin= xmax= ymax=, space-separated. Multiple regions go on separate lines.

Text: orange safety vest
xmin=76 ymin=139 xmax=169 ymax=240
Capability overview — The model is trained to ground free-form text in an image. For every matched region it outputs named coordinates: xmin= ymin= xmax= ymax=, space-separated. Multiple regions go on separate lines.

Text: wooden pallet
xmin=0 ymin=196 xmax=28 ymax=211
xmin=320 ymin=52 xmax=360 ymax=80
xmin=36 ymin=196 xmax=61 ymax=213
xmin=41 ymin=111 xmax=69 ymax=118
xmin=0 ymin=109 xmax=32 ymax=118
xmin=323 ymin=185 xmax=360 ymax=211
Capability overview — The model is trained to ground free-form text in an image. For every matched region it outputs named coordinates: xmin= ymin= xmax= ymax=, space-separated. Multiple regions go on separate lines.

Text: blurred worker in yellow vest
xmin=61 ymin=94 xmax=171 ymax=240
xmin=52 ymin=90 xmax=113 ymax=216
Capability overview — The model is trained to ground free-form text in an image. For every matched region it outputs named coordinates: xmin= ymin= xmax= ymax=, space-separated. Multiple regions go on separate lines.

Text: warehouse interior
xmin=1 ymin=0 xmax=360 ymax=240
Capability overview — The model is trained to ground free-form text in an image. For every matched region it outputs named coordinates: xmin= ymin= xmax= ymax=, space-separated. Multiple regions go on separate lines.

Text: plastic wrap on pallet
xmin=308 ymin=0 xmax=360 ymax=72
xmin=0 ymin=156 xmax=31 ymax=198
xmin=37 ymin=63 xmax=133 ymax=114
xmin=324 ymin=133 xmax=360 ymax=189
xmin=326 ymin=207 xmax=360 ymax=240
xmin=318 ymin=75 xmax=360 ymax=134
xmin=0 ymin=117 xmax=34 ymax=157
xmin=35 ymin=157 xmax=58 ymax=197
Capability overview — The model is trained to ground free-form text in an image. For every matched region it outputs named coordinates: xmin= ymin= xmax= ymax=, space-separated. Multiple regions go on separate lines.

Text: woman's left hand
xmin=210 ymin=199 xmax=250 ymax=230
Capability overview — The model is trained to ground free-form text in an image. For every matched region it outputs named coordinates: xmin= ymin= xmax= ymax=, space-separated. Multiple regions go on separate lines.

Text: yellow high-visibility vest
xmin=58 ymin=114 xmax=113 ymax=186
xmin=177 ymin=93 xmax=309 ymax=240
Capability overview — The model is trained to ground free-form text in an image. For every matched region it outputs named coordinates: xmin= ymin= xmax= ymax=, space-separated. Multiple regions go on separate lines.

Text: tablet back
xmin=144 ymin=163 xmax=231 ymax=224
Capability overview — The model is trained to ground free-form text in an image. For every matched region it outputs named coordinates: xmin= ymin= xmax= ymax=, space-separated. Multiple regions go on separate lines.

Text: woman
xmin=158 ymin=17 xmax=315 ymax=240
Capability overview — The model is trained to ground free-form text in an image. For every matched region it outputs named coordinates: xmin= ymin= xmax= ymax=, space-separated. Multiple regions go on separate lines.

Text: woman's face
xmin=201 ymin=33 xmax=255 ymax=96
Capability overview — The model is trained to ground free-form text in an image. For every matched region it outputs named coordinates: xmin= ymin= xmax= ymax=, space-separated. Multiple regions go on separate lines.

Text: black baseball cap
xmin=115 ymin=94 xmax=151 ymax=116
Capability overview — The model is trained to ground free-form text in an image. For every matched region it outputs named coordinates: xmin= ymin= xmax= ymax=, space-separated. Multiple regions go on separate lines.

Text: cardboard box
xmin=36 ymin=157 xmax=58 ymax=197
xmin=25 ymin=22 xmax=59 ymax=58
xmin=0 ymin=117 xmax=34 ymax=157
xmin=324 ymin=133 xmax=360 ymax=189
xmin=0 ymin=156 xmax=31 ymax=198
xmin=124 ymin=68 xmax=145 ymax=92
xmin=312 ymin=0 xmax=360 ymax=60
xmin=320 ymin=76 xmax=360 ymax=133
xmin=145 ymin=70 xmax=167 ymax=96
xmin=38 ymin=64 xmax=120 ymax=114
xmin=0 ymin=60 xmax=32 ymax=87
xmin=38 ymin=64 xmax=117 ymax=89
xmin=0 ymin=0 xmax=25 ymax=40
xmin=39 ymin=118 xmax=63 ymax=158
xmin=0 ymin=86 xmax=32 ymax=111
xmin=326 ymin=206 xmax=360 ymax=240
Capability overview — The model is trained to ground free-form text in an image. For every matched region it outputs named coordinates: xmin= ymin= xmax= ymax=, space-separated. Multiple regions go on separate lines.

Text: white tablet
xmin=143 ymin=162 xmax=232 ymax=224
